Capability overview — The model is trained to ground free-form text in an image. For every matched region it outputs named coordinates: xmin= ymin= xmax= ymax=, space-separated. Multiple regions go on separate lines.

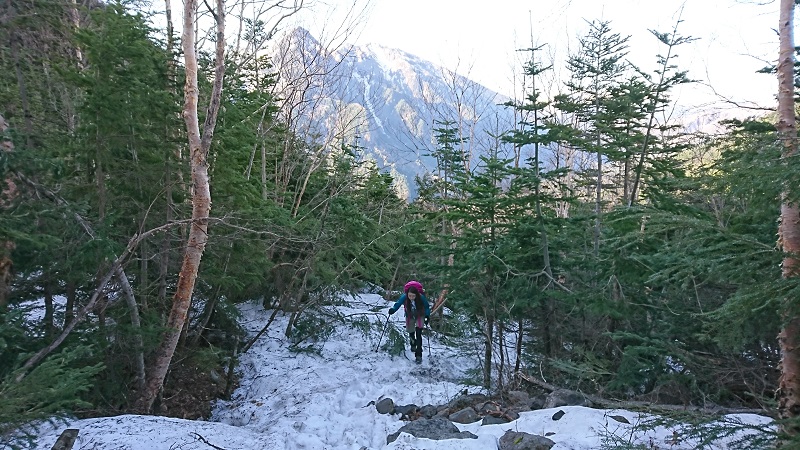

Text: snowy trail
xmin=211 ymin=294 xmax=475 ymax=450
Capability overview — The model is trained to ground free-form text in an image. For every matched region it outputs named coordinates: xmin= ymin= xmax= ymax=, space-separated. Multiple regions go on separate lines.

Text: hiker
xmin=388 ymin=281 xmax=430 ymax=363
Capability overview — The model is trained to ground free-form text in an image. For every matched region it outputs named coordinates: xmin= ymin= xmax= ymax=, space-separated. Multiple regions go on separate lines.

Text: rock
xmin=386 ymin=417 xmax=478 ymax=444
xmin=506 ymin=390 xmax=531 ymax=406
xmin=498 ymin=430 xmax=556 ymax=450
xmin=375 ymin=398 xmax=394 ymax=415
xmin=419 ymin=404 xmax=438 ymax=419
xmin=448 ymin=407 xmax=480 ymax=424
xmin=394 ymin=404 xmax=418 ymax=418
xmin=478 ymin=401 xmax=502 ymax=416
xmin=543 ymin=389 xmax=592 ymax=408
xmin=51 ymin=429 xmax=79 ymax=450
xmin=551 ymin=410 xmax=565 ymax=421
xmin=609 ymin=415 xmax=630 ymax=424
xmin=481 ymin=415 xmax=510 ymax=425
xmin=209 ymin=369 xmax=222 ymax=385
xmin=530 ymin=394 xmax=547 ymax=410
xmin=448 ymin=393 xmax=488 ymax=411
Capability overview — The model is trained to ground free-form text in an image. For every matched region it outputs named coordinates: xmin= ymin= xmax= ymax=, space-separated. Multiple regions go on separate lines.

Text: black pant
xmin=409 ymin=327 xmax=422 ymax=357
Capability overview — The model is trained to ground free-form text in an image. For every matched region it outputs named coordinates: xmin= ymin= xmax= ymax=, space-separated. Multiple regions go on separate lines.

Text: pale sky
xmin=298 ymin=0 xmax=783 ymax=116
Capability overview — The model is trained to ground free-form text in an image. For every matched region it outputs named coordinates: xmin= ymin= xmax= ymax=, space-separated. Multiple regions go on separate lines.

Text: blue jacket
xmin=392 ymin=293 xmax=431 ymax=318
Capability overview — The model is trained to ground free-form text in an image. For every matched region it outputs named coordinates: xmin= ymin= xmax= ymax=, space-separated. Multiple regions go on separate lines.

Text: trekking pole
xmin=426 ymin=323 xmax=431 ymax=356
xmin=375 ymin=314 xmax=391 ymax=352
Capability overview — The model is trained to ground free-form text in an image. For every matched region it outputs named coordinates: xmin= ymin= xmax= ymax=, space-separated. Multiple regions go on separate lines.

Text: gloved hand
xmin=424 ymin=317 xmax=429 ymax=326
xmin=388 ymin=307 xmax=397 ymax=315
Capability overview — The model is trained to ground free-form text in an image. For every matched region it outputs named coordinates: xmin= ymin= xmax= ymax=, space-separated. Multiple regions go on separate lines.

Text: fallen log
xmin=516 ymin=371 xmax=774 ymax=418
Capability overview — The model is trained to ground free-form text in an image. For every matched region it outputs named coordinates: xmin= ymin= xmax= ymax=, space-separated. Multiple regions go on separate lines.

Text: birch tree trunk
xmin=135 ymin=0 xmax=226 ymax=413
xmin=777 ymin=0 xmax=800 ymax=436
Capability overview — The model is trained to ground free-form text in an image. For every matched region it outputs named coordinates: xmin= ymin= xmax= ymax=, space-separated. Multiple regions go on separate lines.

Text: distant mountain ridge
xmin=269 ymin=28 xmax=755 ymax=199
xmin=269 ymin=28 xmax=515 ymax=199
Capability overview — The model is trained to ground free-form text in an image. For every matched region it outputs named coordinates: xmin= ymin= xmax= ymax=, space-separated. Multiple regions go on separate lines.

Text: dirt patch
xmin=156 ymin=361 xmax=235 ymax=420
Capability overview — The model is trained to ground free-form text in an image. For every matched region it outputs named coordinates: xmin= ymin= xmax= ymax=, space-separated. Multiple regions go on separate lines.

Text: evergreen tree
xmin=627 ymin=25 xmax=694 ymax=206
xmin=554 ymin=20 xmax=630 ymax=254
xmin=502 ymin=46 xmax=571 ymax=361
xmin=439 ymin=144 xmax=516 ymax=388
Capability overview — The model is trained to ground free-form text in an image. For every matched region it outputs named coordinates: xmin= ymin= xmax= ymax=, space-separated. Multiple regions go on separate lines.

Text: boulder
xmin=375 ymin=398 xmax=394 ymax=415
xmin=506 ymin=390 xmax=531 ymax=406
xmin=530 ymin=394 xmax=547 ymax=410
xmin=448 ymin=393 xmax=488 ymax=411
xmin=419 ymin=404 xmax=438 ymax=419
xmin=386 ymin=417 xmax=478 ymax=444
xmin=543 ymin=389 xmax=592 ymax=408
xmin=481 ymin=415 xmax=510 ymax=425
xmin=448 ymin=407 xmax=480 ymax=424
xmin=498 ymin=430 xmax=556 ymax=450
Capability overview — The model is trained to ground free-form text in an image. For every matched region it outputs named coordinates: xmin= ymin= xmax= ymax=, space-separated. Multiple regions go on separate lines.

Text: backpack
xmin=403 ymin=280 xmax=424 ymax=295
xmin=403 ymin=280 xmax=424 ymax=319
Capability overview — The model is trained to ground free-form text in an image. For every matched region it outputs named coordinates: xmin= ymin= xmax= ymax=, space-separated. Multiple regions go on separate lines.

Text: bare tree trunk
xmin=8 ymin=7 xmax=33 ymax=149
xmin=484 ymin=312 xmax=494 ymax=389
xmin=190 ymin=241 xmax=231 ymax=345
xmin=541 ymin=296 xmax=553 ymax=357
xmin=514 ymin=319 xmax=523 ymax=374
xmin=497 ymin=320 xmax=505 ymax=392
xmin=65 ymin=281 xmax=75 ymax=324
xmin=140 ymin=240 xmax=149 ymax=311
xmin=0 ymin=252 xmax=12 ymax=309
xmin=158 ymin=162 xmax=173 ymax=313
xmin=164 ymin=0 xmax=175 ymax=68
xmin=594 ymin=150 xmax=602 ymax=256
xmin=135 ymin=0 xmax=226 ymax=413
xmin=777 ymin=0 xmax=800 ymax=436
xmin=191 ymin=276 xmax=224 ymax=347
xmin=119 ymin=268 xmax=146 ymax=392
xmin=223 ymin=336 xmax=238 ymax=399
xmin=386 ymin=260 xmax=401 ymax=301
xmin=158 ymin=0 xmax=178 ymax=316
xmin=95 ymin=145 xmax=106 ymax=221
xmin=242 ymin=307 xmax=282 ymax=353
xmin=0 ymin=114 xmax=15 ymax=308
xmin=43 ymin=281 xmax=55 ymax=339
xmin=284 ymin=269 xmax=310 ymax=337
